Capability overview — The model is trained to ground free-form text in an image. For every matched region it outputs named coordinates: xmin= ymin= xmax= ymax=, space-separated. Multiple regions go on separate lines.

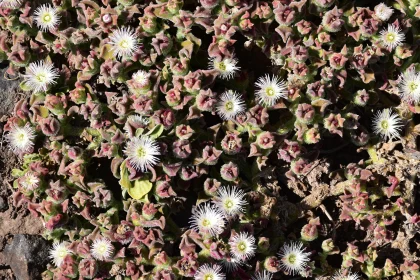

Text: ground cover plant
xmin=1 ymin=0 xmax=420 ymax=279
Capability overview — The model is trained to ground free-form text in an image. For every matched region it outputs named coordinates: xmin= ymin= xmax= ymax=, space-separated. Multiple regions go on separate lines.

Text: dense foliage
xmin=2 ymin=0 xmax=420 ymax=279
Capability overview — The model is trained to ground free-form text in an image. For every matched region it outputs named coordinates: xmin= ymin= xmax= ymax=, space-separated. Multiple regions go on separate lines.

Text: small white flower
xmin=0 ymin=0 xmax=21 ymax=8
xmin=398 ymin=69 xmax=420 ymax=103
xmin=127 ymin=115 xmax=150 ymax=126
xmin=255 ymin=74 xmax=287 ymax=106
xmin=252 ymin=271 xmax=273 ymax=280
xmin=132 ymin=70 xmax=151 ymax=88
xmin=109 ymin=27 xmax=139 ymax=58
xmin=6 ymin=123 xmax=36 ymax=154
xmin=23 ymin=60 xmax=59 ymax=93
xmin=332 ymin=269 xmax=360 ymax=280
xmin=21 ymin=172 xmax=40 ymax=191
xmin=216 ymin=90 xmax=246 ymax=120
xmin=229 ymin=232 xmax=256 ymax=260
xmin=124 ymin=135 xmax=160 ymax=172
xmin=190 ymin=203 xmax=226 ymax=237
xmin=219 ymin=257 xmax=244 ymax=272
xmin=49 ymin=242 xmax=71 ymax=267
xmin=374 ymin=3 xmax=394 ymax=21
xmin=278 ymin=242 xmax=311 ymax=276
xmin=34 ymin=4 xmax=61 ymax=32
xmin=90 ymin=238 xmax=114 ymax=261
xmin=209 ymin=56 xmax=240 ymax=80
xmin=214 ymin=186 xmax=246 ymax=217
xmin=195 ymin=264 xmax=225 ymax=280
xmin=372 ymin=109 xmax=403 ymax=141
xmin=380 ymin=24 xmax=405 ymax=50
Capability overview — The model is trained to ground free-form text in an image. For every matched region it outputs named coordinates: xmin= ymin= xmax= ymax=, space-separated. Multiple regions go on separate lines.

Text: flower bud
xmin=304 ymin=127 xmax=321 ymax=144
xmin=220 ymin=162 xmax=239 ymax=182
xmin=204 ymin=178 xmax=221 ymax=196
xmin=301 ymin=217 xmax=320 ymax=241
xmin=264 ymin=256 xmax=281 ymax=273
xmin=79 ymin=258 xmax=98 ymax=279
xmin=296 ymin=103 xmax=315 ymax=124
xmin=322 ymin=7 xmax=344 ymax=33
xmin=256 ymin=131 xmax=275 ymax=149
xmin=321 ymin=238 xmax=338 ymax=253
xmin=353 ymin=89 xmax=370 ymax=106
xmin=175 ymin=124 xmax=194 ymax=140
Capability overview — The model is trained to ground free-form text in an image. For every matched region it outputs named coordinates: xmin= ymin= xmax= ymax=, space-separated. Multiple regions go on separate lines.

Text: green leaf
xmin=119 ymin=160 xmax=132 ymax=190
xmin=145 ymin=124 xmax=164 ymax=139
xmin=128 ymin=179 xmax=153 ymax=200
xmin=39 ymin=106 xmax=49 ymax=118
xmin=20 ymin=81 xmax=32 ymax=91
xmin=135 ymin=128 xmax=145 ymax=137
xmin=11 ymin=169 xmax=24 ymax=178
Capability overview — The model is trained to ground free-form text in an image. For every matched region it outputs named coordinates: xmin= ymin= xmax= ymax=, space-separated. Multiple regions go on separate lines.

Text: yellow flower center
xmin=98 ymin=244 xmax=107 ymax=254
xmin=120 ymin=40 xmax=129 ymax=49
xmin=225 ymin=101 xmax=234 ymax=111
xmin=225 ymin=200 xmax=233 ymax=209
xmin=36 ymin=73 xmax=47 ymax=83
xmin=217 ymin=61 xmax=226 ymax=71
xmin=17 ymin=133 xmax=26 ymax=142
xmin=266 ymin=87 xmax=275 ymax=96
xmin=238 ymin=242 xmax=246 ymax=252
xmin=409 ymin=82 xmax=418 ymax=92
xmin=137 ymin=147 xmax=146 ymax=158
xmin=386 ymin=33 xmax=395 ymax=42
xmin=381 ymin=120 xmax=389 ymax=130
xmin=204 ymin=274 xmax=213 ymax=280
xmin=43 ymin=13 xmax=52 ymax=23
xmin=202 ymin=219 xmax=210 ymax=227
xmin=287 ymin=253 xmax=296 ymax=264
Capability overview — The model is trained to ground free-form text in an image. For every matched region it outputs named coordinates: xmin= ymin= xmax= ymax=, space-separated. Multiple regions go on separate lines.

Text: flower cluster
xmin=1 ymin=0 xmax=420 ymax=279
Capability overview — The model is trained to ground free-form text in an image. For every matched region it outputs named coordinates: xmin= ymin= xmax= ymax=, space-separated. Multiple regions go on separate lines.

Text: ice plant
xmin=49 ymin=242 xmax=71 ymax=267
xmin=190 ymin=203 xmax=226 ymax=237
xmin=34 ymin=5 xmax=61 ymax=32
xmin=214 ymin=186 xmax=247 ymax=217
xmin=229 ymin=232 xmax=256 ymax=260
xmin=372 ymin=109 xmax=403 ymax=141
xmin=278 ymin=242 xmax=311 ymax=275
xmin=219 ymin=257 xmax=243 ymax=272
xmin=252 ymin=271 xmax=273 ymax=280
xmin=209 ymin=57 xmax=240 ymax=80
xmin=20 ymin=172 xmax=40 ymax=191
xmin=126 ymin=115 xmax=149 ymax=126
xmin=0 ymin=0 xmax=21 ymax=8
xmin=398 ymin=69 xmax=420 ymax=103
xmin=255 ymin=75 xmax=287 ymax=106
xmin=380 ymin=25 xmax=405 ymax=49
xmin=332 ymin=269 xmax=360 ymax=280
xmin=123 ymin=135 xmax=160 ymax=172
xmin=109 ymin=27 xmax=139 ymax=58
xmin=216 ymin=90 xmax=246 ymax=120
xmin=194 ymin=264 xmax=225 ymax=280
xmin=6 ymin=123 xmax=36 ymax=154
xmin=90 ymin=238 xmax=114 ymax=261
xmin=23 ymin=61 xmax=59 ymax=93
xmin=374 ymin=3 xmax=394 ymax=21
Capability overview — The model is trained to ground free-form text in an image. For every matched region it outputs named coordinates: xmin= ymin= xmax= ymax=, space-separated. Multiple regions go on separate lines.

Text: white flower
xmin=374 ymin=3 xmax=394 ymax=21
xmin=190 ymin=203 xmax=226 ymax=237
xmin=214 ymin=186 xmax=246 ymax=217
xmin=23 ymin=60 xmax=59 ymax=93
xmin=255 ymin=74 xmax=287 ymax=106
xmin=209 ymin=56 xmax=240 ymax=80
xmin=372 ymin=109 xmax=403 ymax=141
xmin=398 ymin=69 xmax=420 ymax=103
xmin=278 ymin=242 xmax=311 ymax=276
xmin=127 ymin=115 xmax=149 ymax=126
xmin=0 ymin=0 xmax=21 ymax=8
xmin=380 ymin=24 xmax=405 ymax=50
xmin=132 ymin=70 xmax=151 ymax=88
xmin=49 ymin=242 xmax=71 ymax=267
xmin=219 ymin=257 xmax=243 ymax=272
xmin=34 ymin=5 xmax=61 ymax=32
xmin=21 ymin=172 xmax=40 ymax=191
xmin=90 ymin=238 xmax=114 ymax=261
xmin=124 ymin=135 xmax=160 ymax=172
xmin=229 ymin=232 xmax=256 ymax=260
xmin=195 ymin=264 xmax=225 ymax=280
xmin=6 ymin=123 xmax=36 ymax=154
xmin=332 ymin=269 xmax=360 ymax=280
xmin=216 ymin=90 xmax=246 ymax=120
xmin=109 ymin=27 xmax=139 ymax=58
xmin=252 ymin=271 xmax=273 ymax=280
